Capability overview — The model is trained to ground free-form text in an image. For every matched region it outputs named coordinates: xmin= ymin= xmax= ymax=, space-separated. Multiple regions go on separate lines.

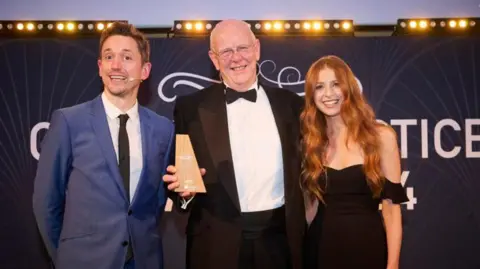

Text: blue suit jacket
xmin=33 ymin=95 xmax=174 ymax=269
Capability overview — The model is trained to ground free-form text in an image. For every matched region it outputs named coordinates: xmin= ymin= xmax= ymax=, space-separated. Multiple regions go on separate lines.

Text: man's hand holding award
xmin=163 ymin=134 xmax=206 ymax=199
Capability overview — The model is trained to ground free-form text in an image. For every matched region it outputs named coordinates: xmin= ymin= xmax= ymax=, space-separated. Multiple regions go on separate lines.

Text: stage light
xmin=66 ymin=23 xmax=75 ymax=31
xmin=0 ymin=20 xmax=127 ymax=37
xmin=394 ymin=17 xmax=479 ymax=36
xmin=264 ymin=22 xmax=272 ymax=30
xmin=303 ymin=22 xmax=311 ymax=30
xmin=449 ymin=20 xmax=457 ymax=28
xmin=195 ymin=22 xmax=203 ymax=31
xmin=419 ymin=20 xmax=428 ymax=29
xmin=273 ymin=21 xmax=282 ymax=30
xmin=172 ymin=19 xmax=355 ymax=36
xmin=342 ymin=21 xmax=352 ymax=30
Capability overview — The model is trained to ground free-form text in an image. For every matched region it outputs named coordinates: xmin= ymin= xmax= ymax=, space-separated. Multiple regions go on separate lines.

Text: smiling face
xmin=208 ymin=20 xmax=260 ymax=92
xmin=313 ymin=67 xmax=345 ymax=118
xmin=97 ymin=35 xmax=151 ymax=98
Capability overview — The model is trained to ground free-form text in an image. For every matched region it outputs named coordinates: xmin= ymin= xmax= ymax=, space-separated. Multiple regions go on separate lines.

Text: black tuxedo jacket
xmin=172 ymin=82 xmax=305 ymax=269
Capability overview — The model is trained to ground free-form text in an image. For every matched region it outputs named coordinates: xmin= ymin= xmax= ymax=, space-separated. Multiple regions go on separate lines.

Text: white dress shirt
xmin=101 ymin=93 xmax=143 ymax=202
xmin=225 ymin=81 xmax=285 ymax=212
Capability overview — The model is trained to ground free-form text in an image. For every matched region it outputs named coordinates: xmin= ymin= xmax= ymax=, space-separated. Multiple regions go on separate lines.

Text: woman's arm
xmin=379 ymin=126 xmax=404 ymax=269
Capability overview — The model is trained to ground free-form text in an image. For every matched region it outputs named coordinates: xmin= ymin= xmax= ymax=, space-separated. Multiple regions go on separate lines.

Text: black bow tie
xmin=225 ymin=87 xmax=257 ymax=104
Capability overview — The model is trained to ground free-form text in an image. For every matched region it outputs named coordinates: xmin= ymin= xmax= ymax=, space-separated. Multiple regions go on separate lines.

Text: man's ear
xmin=141 ymin=62 xmax=152 ymax=80
xmin=208 ymin=51 xmax=220 ymax=71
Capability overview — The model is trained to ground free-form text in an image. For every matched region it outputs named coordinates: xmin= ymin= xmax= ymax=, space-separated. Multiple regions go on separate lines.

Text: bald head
xmin=210 ymin=19 xmax=256 ymax=51
xmin=207 ymin=19 xmax=260 ymax=92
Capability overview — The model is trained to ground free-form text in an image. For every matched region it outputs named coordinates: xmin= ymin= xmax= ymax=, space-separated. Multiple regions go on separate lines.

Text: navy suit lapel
xmin=131 ymin=107 xmax=153 ymax=205
xmin=89 ymin=96 xmax=129 ymax=202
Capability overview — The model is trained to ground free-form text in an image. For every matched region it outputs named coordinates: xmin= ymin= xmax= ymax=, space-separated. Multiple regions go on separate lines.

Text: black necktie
xmin=225 ymin=87 xmax=257 ymax=104
xmin=118 ymin=114 xmax=130 ymax=199
xmin=118 ymin=114 xmax=133 ymax=262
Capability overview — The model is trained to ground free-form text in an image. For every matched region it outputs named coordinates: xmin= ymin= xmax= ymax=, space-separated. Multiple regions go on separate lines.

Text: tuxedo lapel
xmin=198 ymin=84 xmax=240 ymax=210
xmin=263 ymin=85 xmax=296 ymax=204
xmin=89 ymin=96 xmax=128 ymax=202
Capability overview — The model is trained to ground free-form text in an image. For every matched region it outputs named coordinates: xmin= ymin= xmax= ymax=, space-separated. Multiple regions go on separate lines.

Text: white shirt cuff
xmin=180 ymin=195 xmax=195 ymax=210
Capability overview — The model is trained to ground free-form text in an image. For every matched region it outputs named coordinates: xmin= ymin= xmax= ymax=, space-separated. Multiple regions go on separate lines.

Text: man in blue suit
xmin=32 ymin=22 xmax=173 ymax=269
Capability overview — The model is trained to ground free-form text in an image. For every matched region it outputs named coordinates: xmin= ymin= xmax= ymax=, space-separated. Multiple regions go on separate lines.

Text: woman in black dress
xmin=300 ymin=55 xmax=408 ymax=269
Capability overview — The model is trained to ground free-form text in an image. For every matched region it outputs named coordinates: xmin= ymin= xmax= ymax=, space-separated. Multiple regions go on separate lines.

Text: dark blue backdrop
xmin=0 ymin=36 xmax=479 ymax=269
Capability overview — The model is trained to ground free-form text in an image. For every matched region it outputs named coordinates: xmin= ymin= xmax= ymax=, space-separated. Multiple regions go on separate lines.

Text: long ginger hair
xmin=300 ymin=55 xmax=385 ymax=204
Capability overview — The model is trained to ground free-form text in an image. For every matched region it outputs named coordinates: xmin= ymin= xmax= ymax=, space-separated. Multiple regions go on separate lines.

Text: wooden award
xmin=174 ymin=134 xmax=206 ymax=193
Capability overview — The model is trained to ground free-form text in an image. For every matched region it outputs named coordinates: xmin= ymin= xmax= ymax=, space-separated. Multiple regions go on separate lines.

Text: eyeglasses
xmin=212 ymin=44 xmax=255 ymax=60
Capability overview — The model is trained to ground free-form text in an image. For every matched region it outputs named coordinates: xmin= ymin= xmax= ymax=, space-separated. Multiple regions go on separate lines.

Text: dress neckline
xmin=324 ymin=163 xmax=363 ymax=171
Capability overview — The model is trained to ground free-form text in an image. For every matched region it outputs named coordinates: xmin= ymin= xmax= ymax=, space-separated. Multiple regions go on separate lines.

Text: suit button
xmin=122 ymin=241 xmax=128 ymax=247
xmin=128 ymin=210 xmax=132 ymax=215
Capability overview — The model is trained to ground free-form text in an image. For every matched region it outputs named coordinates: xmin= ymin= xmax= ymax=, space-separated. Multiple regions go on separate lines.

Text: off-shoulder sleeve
xmin=381 ymin=180 xmax=409 ymax=204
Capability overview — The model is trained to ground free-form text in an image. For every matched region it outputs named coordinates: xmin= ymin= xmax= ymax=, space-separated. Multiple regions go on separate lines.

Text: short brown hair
xmin=99 ymin=22 xmax=150 ymax=63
